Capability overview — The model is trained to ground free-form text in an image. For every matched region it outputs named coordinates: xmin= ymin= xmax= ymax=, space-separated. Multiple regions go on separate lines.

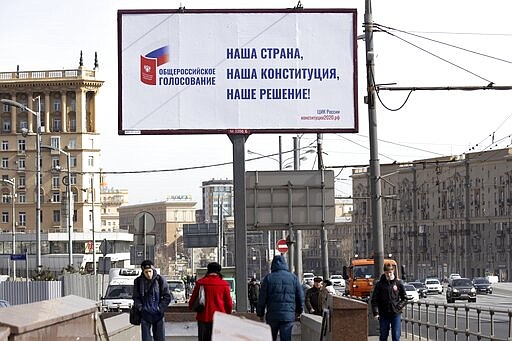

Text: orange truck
xmin=347 ymin=258 xmax=398 ymax=298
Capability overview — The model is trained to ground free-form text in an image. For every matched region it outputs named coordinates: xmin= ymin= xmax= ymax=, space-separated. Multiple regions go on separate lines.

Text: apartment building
xmin=0 ymin=59 xmax=106 ymax=273
xmin=351 ymin=148 xmax=512 ymax=281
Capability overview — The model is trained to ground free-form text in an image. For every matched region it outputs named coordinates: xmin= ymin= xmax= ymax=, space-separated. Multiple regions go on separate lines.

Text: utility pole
xmin=365 ymin=0 xmax=385 ymax=277
xmin=317 ymin=134 xmax=329 ymax=279
xmin=293 ymin=137 xmax=302 ymax=280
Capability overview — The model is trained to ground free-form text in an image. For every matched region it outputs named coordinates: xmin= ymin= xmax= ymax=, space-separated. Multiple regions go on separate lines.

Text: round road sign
xmin=277 ymin=239 xmax=288 ymax=253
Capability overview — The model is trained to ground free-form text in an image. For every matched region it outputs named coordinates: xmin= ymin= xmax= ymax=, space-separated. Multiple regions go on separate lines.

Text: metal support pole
xmin=91 ymin=176 xmax=96 ymax=276
xmin=229 ymin=134 xmax=248 ymax=312
xmin=365 ymin=0 xmax=385 ymax=276
xmin=293 ymin=137 xmax=303 ymax=280
xmin=318 ymin=133 xmax=329 ymax=279
xmin=35 ymin=97 xmax=42 ymax=272
xmin=66 ymin=152 xmax=73 ymax=268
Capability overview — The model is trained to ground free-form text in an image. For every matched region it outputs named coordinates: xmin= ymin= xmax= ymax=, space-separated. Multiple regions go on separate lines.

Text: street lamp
xmin=1 ymin=98 xmax=42 ymax=272
xmin=0 ymin=178 xmax=16 ymax=279
xmin=41 ymin=145 xmax=73 ymax=269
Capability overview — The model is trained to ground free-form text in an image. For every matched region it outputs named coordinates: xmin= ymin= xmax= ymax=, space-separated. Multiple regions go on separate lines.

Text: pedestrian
xmin=371 ymin=263 xmax=407 ymax=341
xmin=256 ymin=255 xmax=304 ymax=341
xmin=305 ymin=277 xmax=327 ymax=316
xmin=323 ymin=279 xmax=337 ymax=295
xmin=248 ymin=277 xmax=260 ymax=313
xmin=132 ymin=260 xmax=172 ymax=341
xmin=188 ymin=262 xmax=232 ymax=341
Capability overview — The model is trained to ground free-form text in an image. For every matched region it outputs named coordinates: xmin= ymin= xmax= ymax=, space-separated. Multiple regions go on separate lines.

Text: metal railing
xmin=402 ymin=301 xmax=512 ymax=341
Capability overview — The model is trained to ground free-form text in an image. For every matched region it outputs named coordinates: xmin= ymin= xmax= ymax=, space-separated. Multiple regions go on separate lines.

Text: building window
xmin=70 ymin=156 xmax=77 ymax=168
xmin=52 ymin=156 xmax=60 ymax=169
xmin=18 ymin=158 xmax=25 ymax=170
xmin=70 ymin=173 xmax=77 ymax=185
xmin=3 ymin=103 xmax=10 ymax=112
xmin=54 ymin=98 xmax=61 ymax=112
xmin=1 ymin=141 xmax=8 ymax=151
xmin=53 ymin=210 xmax=60 ymax=223
xmin=52 ymin=192 xmax=60 ymax=203
xmin=53 ymin=117 xmax=61 ymax=132
xmin=19 ymin=120 xmax=28 ymax=130
xmin=70 ymin=119 xmax=76 ymax=131
xmin=18 ymin=176 xmax=25 ymax=188
xmin=3 ymin=120 xmax=11 ymax=132
xmin=2 ymin=194 xmax=9 ymax=203
xmin=17 ymin=140 xmax=26 ymax=151
xmin=50 ymin=136 xmax=60 ymax=150
xmin=68 ymin=138 xmax=76 ymax=149
xmin=88 ymin=156 xmax=94 ymax=167
xmin=1 ymin=158 xmax=8 ymax=168
xmin=52 ymin=175 xmax=60 ymax=189
xmin=1 ymin=212 xmax=8 ymax=223
xmin=19 ymin=212 xmax=26 ymax=226
xmin=18 ymin=193 xmax=26 ymax=203
xmin=70 ymin=99 xmax=76 ymax=112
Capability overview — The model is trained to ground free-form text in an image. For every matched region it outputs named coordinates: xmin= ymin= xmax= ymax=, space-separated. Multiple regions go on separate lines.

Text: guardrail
xmin=402 ymin=301 xmax=512 ymax=341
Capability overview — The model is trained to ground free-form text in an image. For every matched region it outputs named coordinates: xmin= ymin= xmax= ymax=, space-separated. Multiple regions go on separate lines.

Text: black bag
xmin=129 ymin=306 xmax=141 ymax=325
xmin=192 ymin=285 xmax=205 ymax=313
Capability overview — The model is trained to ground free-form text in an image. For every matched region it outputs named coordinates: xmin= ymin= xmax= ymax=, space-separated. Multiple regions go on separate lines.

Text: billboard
xmin=118 ymin=9 xmax=358 ymax=135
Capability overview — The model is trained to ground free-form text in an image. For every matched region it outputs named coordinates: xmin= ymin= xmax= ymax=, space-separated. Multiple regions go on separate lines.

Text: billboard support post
xmin=229 ymin=134 xmax=248 ymax=313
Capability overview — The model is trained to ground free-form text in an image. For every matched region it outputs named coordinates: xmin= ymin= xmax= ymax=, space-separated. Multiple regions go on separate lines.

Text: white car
xmin=167 ymin=279 xmax=187 ymax=303
xmin=404 ymin=284 xmax=420 ymax=302
xmin=424 ymin=278 xmax=443 ymax=294
xmin=303 ymin=272 xmax=315 ymax=284
xmin=448 ymin=273 xmax=461 ymax=283
xmin=329 ymin=274 xmax=346 ymax=287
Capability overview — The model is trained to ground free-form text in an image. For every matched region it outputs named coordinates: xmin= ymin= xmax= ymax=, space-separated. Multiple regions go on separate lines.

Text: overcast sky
xmin=2 ymin=0 xmax=512 ymax=206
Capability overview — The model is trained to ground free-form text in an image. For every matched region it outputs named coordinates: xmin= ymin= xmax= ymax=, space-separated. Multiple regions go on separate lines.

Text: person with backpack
xmin=132 ymin=260 xmax=172 ymax=341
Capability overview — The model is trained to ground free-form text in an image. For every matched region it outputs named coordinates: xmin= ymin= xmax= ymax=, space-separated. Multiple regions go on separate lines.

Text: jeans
xmin=379 ymin=314 xmax=401 ymax=341
xmin=268 ymin=320 xmax=294 ymax=341
xmin=141 ymin=318 xmax=165 ymax=341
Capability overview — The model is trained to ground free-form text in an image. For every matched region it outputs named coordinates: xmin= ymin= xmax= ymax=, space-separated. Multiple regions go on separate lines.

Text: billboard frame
xmin=117 ymin=8 xmax=358 ymax=135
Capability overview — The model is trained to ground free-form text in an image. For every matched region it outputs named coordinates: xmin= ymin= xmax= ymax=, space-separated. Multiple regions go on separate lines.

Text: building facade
xmin=351 ymin=148 xmax=512 ymax=282
xmin=0 ymin=61 xmax=104 ymax=272
xmin=118 ymin=195 xmax=197 ymax=276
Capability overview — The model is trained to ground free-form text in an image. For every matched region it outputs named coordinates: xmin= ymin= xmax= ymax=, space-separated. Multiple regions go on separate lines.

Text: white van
xmin=102 ymin=268 xmax=141 ymax=311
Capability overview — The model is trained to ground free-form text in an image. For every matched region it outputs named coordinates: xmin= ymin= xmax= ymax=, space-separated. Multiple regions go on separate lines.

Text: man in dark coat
xmin=371 ymin=263 xmax=407 ymax=341
xmin=248 ymin=277 xmax=260 ymax=313
xmin=132 ymin=260 xmax=172 ymax=341
xmin=257 ymin=255 xmax=303 ymax=341
xmin=305 ymin=277 xmax=327 ymax=316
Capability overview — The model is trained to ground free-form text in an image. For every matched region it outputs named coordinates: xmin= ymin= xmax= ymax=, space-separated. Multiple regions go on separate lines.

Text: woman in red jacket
xmin=188 ymin=262 xmax=233 ymax=341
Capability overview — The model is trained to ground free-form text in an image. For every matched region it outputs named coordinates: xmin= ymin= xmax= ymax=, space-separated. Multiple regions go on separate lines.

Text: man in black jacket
xmin=133 ymin=260 xmax=172 ymax=341
xmin=371 ymin=264 xmax=407 ymax=341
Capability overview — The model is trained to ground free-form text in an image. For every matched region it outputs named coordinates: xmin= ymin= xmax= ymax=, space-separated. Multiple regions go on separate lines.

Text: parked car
xmin=329 ymin=274 xmax=345 ymax=287
xmin=446 ymin=278 xmax=476 ymax=303
xmin=424 ymin=278 xmax=443 ymax=294
xmin=472 ymin=277 xmax=492 ymax=294
xmin=408 ymin=281 xmax=428 ymax=298
xmin=403 ymin=284 xmax=420 ymax=302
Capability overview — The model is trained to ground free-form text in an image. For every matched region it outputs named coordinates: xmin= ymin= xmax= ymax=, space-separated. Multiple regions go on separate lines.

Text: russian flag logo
xmin=140 ymin=46 xmax=169 ymax=85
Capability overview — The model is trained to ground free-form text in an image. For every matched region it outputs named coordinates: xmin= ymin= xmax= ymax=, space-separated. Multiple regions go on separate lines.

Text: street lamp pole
xmin=1 ymin=98 xmax=42 ymax=272
xmin=41 ymin=145 xmax=73 ymax=268
xmin=1 ymin=178 xmax=16 ymax=279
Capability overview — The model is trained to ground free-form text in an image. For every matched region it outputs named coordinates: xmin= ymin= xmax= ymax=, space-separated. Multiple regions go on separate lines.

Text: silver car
xmin=167 ymin=279 xmax=187 ymax=303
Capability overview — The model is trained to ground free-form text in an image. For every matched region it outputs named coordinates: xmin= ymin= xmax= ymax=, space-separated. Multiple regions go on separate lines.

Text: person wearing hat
xmin=371 ymin=263 xmax=407 ymax=341
xmin=305 ymin=277 xmax=327 ymax=316
xmin=132 ymin=260 xmax=172 ymax=341
xmin=188 ymin=261 xmax=232 ymax=341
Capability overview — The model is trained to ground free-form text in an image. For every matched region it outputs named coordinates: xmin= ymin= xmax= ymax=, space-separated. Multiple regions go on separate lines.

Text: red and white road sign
xmin=277 ymin=239 xmax=288 ymax=253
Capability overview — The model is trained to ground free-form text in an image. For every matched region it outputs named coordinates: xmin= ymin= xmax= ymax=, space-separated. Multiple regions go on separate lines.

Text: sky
xmin=2 ymin=0 xmax=512 ymax=206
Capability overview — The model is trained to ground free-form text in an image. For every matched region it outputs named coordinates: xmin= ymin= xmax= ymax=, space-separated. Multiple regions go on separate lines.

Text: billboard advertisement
xmin=118 ymin=9 xmax=358 ymax=135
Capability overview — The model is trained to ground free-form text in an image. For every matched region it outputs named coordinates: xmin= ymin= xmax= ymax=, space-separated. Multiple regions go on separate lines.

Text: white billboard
xmin=118 ymin=9 xmax=358 ymax=135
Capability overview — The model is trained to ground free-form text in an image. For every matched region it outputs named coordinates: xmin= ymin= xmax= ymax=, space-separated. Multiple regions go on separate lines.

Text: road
xmin=403 ymin=282 xmax=512 ymax=341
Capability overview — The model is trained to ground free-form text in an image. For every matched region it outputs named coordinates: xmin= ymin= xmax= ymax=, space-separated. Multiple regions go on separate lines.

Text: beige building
xmin=351 ymin=148 xmax=512 ymax=282
xmin=0 ymin=60 xmax=104 ymax=263
xmin=99 ymin=183 xmax=129 ymax=232
xmin=118 ymin=195 xmax=197 ymax=276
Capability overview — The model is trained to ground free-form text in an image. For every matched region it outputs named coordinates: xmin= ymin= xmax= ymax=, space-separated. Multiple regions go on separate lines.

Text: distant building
xmin=118 ymin=195 xmax=196 ymax=276
xmin=351 ymin=148 xmax=512 ymax=282
xmin=0 ymin=59 xmax=110 ymax=274
xmin=99 ymin=179 xmax=128 ymax=232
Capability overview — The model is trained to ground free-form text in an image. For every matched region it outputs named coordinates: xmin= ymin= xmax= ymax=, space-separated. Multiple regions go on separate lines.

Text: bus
xmin=347 ymin=258 xmax=398 ymax=298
